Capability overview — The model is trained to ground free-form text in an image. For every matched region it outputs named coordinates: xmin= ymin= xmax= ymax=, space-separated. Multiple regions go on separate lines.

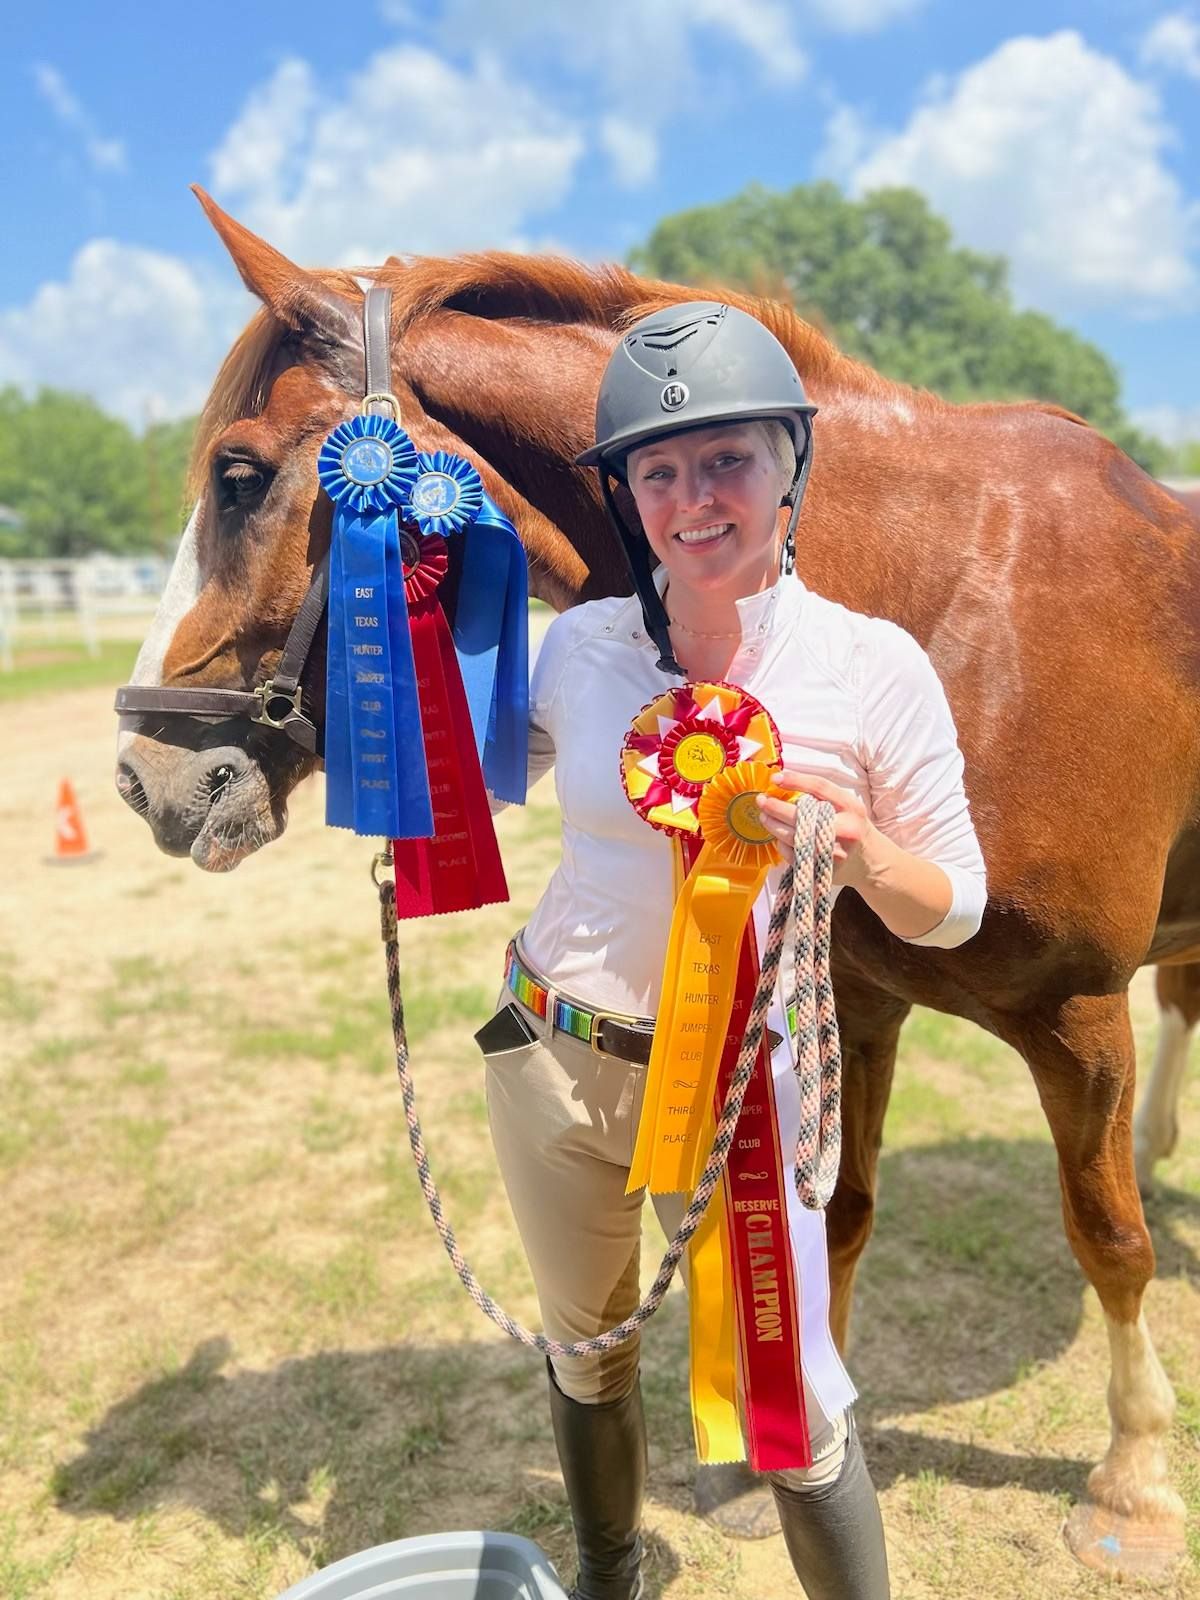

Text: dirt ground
xmin=2 ymin=674 xmax=1198 ymax=1599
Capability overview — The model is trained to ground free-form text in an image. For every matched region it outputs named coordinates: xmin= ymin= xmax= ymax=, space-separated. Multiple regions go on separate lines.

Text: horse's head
xmin=115 ymin=191 xmax=630 ymax=870
xmin=116 ymin=193 xmax=863 ymax=872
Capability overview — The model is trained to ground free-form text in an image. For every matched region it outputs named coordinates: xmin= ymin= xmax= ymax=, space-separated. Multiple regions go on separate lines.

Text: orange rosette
xmin=696 ymin=762 xmax=790 ymax=868
xmin=622 ymin=685 xmax=783 ymax=1196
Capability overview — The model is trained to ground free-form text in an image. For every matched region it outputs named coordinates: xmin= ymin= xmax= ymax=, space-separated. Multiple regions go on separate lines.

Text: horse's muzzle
xmin=115 ymin=739 xmax=284 ymax=871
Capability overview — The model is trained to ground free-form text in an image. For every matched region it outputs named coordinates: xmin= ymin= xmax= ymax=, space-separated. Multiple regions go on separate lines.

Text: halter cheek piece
xmin=113 ymin=286 xmax=399 ymax=757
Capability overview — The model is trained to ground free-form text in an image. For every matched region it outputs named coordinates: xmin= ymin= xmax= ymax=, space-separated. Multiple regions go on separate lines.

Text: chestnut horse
xmin=117 ymin=192 xmax=1199 ymax=1575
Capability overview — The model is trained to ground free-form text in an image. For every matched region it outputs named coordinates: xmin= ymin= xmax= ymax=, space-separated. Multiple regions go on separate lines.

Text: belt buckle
xmin=589 ymin=1011 xmax=609 ymax=1056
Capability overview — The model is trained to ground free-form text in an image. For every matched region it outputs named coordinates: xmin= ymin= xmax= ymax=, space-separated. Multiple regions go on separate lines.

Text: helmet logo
xmin=660 ymin=381 xmax=689 ymax=412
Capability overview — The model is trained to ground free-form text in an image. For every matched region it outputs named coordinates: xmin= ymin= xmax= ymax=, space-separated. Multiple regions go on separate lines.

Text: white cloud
xmin=32 ymin=63 xmax=127 ymax=174
xmin=208 ymin=46 xmax=585 ymax=266
xmin=0 ymin=240 xmax=250 ymax=427
xmin=600 ymin=116 xmax=659 ymax=187
xmin=1131 ymin=402 xmax=1200 ymax=446
xmin=1140 ymin=11 xmax=1200 ymax=79
xmin=841 ymin=31 xmax=1198 ymax=313
xmin=430 ymin=0 xmax=808 ymax=92
xmin=803 ymin=0 xmax=925 ymax=34
xmin=815 ymin=103 xmax=877 ymax=178
xmin=421 ymin=0 xmax=807 ymax=184
xmin=210 ymin=58 xmax=316 ymax=198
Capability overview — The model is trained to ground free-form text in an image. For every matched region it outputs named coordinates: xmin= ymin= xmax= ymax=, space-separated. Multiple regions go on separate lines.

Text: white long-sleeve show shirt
xmin=516 ymin=571 xmax=988 ymax=1019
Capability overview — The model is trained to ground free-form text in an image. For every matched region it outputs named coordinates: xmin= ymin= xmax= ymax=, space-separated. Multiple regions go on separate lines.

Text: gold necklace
xmin=669 ymin=616 xmax=742 ymax=640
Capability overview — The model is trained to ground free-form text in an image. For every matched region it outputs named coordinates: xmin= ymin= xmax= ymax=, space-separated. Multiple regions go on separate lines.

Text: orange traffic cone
xmin=48 ymin=778 xmax=97 ymax=865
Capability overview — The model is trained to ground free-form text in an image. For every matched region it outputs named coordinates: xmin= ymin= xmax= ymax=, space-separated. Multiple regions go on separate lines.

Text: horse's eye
xmin=217 ymin=460 xmax=272 ymax=511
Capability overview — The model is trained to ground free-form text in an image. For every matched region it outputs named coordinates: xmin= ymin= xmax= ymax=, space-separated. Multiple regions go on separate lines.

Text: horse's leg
xmin=825 ymin=972 xmax=910 ymax=1353
xmin=996 ymin=991 xmax=1185 ymax=1578
xmin=1133 ymin=962 xmax=1200 ymax=1195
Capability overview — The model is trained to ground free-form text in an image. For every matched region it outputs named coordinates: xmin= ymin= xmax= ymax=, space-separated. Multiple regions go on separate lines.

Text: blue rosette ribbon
xmin=407 ymin=451 xmax=529 ymax=805
xmin=319 ymin=414 xmax=433 ymax=839
xmin=407 ymin=450 xmax=485 ymax=538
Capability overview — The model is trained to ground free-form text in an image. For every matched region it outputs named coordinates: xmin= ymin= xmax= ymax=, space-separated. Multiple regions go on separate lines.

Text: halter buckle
xmin=250 ymin=679 xmax=303 ymax=730
xmin=361 ymin=391 xmax=401 ymax=419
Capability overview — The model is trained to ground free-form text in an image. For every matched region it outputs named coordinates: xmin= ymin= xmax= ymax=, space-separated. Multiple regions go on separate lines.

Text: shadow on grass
xmin=848 ymin=1134 xmax=1200 ymax=1494
xmin=50 ymin=1325 xmax=686 ymax=1596
xmin=49 ymin=1137 xmax=1200 ymax=1559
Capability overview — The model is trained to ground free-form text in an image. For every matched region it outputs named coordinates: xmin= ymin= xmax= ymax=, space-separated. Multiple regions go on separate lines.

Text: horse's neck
xmin=399 ymin=313 xmax=627 ymax=608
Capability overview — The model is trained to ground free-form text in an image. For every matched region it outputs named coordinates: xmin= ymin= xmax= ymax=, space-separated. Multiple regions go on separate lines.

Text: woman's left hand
xmin=756 ymin=771 xmax=881 ymax=886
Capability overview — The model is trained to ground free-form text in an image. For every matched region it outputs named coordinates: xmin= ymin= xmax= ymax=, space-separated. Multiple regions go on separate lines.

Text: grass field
xmin=1 ymin=671 xmax=1198 ymax=1599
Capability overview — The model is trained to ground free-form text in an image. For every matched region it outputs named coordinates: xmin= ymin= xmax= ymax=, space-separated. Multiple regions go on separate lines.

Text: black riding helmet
xmin=576 ymin=301 xmax=818 ymax=675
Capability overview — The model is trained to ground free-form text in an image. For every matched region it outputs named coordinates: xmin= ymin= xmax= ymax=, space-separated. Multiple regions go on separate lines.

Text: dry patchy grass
xmin=2 ymin=709 xmax=1199 ymax=1598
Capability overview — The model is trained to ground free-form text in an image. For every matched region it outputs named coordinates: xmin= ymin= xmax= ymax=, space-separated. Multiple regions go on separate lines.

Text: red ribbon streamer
xmin=681 ymin=834 xmax=811 ymax=1470
xmin=391 ymin=536 xmax=509 ymax=918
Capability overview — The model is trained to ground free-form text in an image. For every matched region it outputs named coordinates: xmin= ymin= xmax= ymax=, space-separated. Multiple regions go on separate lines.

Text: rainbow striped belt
xmin=504 ymin=941 xmax=794 ymax=1064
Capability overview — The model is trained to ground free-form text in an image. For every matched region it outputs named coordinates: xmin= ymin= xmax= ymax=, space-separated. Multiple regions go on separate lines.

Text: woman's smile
xmin=674 ymin=521 xmax=734 ymax=548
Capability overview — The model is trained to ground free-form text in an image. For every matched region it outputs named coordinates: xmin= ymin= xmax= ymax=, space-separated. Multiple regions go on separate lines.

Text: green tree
xmin=1168 ymin=440 xmax=1200 ymax=477
xmin=0 ymin=390 xmax=198 ymax=558
xmin=630 ymin=182 xmax=1167 ymax=473
xmin=143 ymin=414 xmax=197 ymax=551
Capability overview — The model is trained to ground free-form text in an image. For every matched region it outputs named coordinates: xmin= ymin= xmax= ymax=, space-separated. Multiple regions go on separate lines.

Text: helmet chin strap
xmin=600 ymin=473 xmax=686 ymax=677
xmin=780 ymin=414 xmax=815 ymax=578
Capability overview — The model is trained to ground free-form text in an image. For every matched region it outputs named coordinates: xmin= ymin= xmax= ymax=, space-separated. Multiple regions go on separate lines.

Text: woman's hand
xmin=756 ymin=771 xmax=882 ymax=887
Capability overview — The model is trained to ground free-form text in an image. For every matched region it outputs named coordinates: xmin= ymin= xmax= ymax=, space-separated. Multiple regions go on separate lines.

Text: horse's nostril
xmin=117 ymin=762 xmax=148 ymax=816
xmin=205 ymin=764 xmax=236 ymax=808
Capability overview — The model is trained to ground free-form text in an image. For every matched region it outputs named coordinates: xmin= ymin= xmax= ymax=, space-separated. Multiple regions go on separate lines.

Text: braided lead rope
xmin=777 ymin=794 xmax=842 ymax=1210
xmin=378 ymin=795 xmax=842 ymax=1356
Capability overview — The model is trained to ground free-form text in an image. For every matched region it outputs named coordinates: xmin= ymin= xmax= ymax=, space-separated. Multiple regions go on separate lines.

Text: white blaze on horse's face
xmin=116 ymin=505 xmax=204 ymax=757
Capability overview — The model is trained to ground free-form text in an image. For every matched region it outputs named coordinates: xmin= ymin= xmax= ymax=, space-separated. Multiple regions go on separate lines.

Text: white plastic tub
xmin=275 ymin=1531 xmax=570 ymax=1599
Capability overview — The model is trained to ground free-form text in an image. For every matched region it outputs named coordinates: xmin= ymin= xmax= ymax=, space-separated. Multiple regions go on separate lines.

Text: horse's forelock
xmin=189 ymin=268 xmax=365 ymax=498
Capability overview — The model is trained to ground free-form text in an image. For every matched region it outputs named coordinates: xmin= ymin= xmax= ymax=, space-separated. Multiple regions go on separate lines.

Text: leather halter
xmin=113 ymin=286 xmax=398 ymax=757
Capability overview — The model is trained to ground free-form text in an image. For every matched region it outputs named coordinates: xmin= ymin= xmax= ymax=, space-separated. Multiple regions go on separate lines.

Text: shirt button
xmin=632 ymin=630 xmax=641 ymax=639
xmin=603 ymin=624 xmax=613 ymax=633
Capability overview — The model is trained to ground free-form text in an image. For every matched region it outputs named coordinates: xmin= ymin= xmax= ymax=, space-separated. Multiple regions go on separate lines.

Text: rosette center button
xmin=726 ymin=790 xmax=774 ymax=845
xmin=412 ymin=473 xmax=459 ymax=516
xmin=341 ymin=437 xmax=393 ymax=485
xmin=674 ymin=732 xmax=726 ymax=782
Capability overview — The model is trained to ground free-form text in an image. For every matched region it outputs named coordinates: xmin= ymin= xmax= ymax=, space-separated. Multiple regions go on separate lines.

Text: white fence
xmin=0 ymin=555 xmax=170 ymax=671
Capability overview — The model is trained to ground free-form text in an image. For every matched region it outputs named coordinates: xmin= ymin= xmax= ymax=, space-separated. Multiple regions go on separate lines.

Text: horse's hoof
xmin=693 ymin=1461 xmax=779 ymax=1540
xmin=1063 ymin=1500 xmax=1187 ymax=1580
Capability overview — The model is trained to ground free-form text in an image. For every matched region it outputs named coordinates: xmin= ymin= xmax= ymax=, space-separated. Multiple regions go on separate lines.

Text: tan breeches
xmin=481 ymin=989 xmax=847 ymax=1489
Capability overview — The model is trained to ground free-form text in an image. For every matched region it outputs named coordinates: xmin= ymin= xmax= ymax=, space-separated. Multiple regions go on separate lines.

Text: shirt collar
xmin=650 ymin=564 xmax=807 ymax=640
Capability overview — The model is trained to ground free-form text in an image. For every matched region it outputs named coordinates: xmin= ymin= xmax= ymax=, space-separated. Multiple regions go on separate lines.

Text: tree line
xmin=2 ymin=183 xmax=1192 ymax=558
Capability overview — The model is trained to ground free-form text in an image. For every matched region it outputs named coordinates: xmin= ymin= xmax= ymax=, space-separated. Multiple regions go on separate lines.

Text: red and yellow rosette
xmin=622 ymin=682 xmax=783 ymax=1195
xmin=623 ymin=682 xmax=812 ymax=1470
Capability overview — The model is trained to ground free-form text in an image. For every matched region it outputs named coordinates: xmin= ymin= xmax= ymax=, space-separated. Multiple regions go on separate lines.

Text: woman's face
xmin=626 ymin=422 xmax=787 ymax=601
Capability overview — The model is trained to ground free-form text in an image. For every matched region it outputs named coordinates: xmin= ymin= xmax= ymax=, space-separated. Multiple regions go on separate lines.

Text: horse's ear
xmin=191 ymin=185 xmax=357 ymax=347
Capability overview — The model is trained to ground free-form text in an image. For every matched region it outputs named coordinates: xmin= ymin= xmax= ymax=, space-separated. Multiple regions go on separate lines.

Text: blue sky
xmin=2 ymin=0 xmax=1197 ymax=443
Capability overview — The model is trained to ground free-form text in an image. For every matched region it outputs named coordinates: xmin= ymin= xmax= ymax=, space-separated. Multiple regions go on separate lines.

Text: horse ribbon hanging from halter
xmin=319 ymin=286 xmax=528 ymax=915
xmin=620 ymin=681 xmax=813 ymax=1471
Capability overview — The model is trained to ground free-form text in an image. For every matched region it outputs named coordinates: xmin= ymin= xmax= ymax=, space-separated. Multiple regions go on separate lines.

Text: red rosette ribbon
xmin=620 ymin=680 xmax=780 ymax=836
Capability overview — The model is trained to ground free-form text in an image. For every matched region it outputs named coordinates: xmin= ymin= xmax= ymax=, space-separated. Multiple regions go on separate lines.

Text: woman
xmin=479 ymin=302 xmax=987 ymax=1600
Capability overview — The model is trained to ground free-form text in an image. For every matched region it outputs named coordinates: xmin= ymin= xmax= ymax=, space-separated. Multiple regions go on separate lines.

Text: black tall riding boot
xmin=547 ymin=1364 xmax=646 ymax=1600
xmin=769 ymin=1414 xmax=890 ymax=1600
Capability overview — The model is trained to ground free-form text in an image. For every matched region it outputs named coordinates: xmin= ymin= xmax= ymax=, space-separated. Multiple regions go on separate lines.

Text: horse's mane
xmin=192 ymin=252 xmax=924 ymax=492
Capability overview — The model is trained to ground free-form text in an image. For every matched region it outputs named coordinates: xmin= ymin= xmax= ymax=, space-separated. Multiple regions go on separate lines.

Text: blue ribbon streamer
xmin=452 ymin=494 xmax=529 ymax=805
xmin=320 ymin=415 xmax=433 ymax=838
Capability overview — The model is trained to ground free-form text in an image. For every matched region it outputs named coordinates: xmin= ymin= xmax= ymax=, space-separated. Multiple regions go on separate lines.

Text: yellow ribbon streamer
xmin=688 ymin=1171 xmax=743 ymax=1461
xmin=627 ymin=763 xmax=783 ymax=1195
